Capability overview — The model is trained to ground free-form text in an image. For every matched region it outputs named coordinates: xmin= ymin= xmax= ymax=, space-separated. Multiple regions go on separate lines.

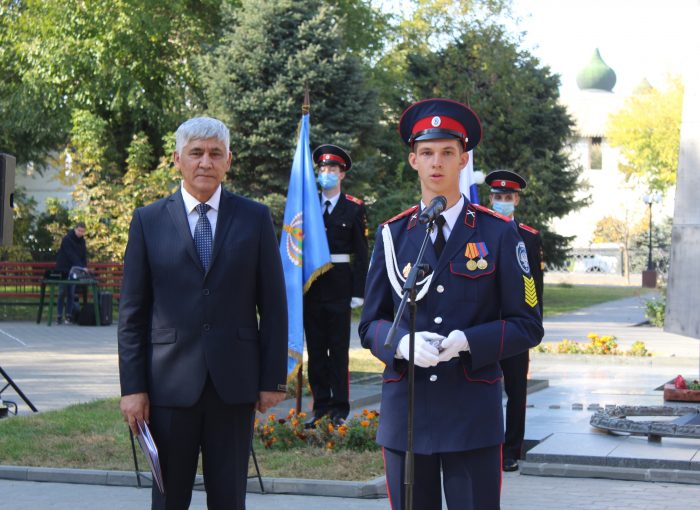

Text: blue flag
xmin=280 ymin=112 xmax=331 ymax=381
xmin=459 ymin=150 xmax=480 ymax=204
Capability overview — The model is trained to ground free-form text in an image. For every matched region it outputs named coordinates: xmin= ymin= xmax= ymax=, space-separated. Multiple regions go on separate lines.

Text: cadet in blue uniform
xmin=304 ymin=144 xmax=369 ymax=425
xmin=485 ymin=170 xmax=545 ymax=472
xmin=359 ymin=99 xmax=544 ymax=509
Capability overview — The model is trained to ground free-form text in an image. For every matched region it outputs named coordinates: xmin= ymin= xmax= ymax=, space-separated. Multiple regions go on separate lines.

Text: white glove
xmin=350 ymin=297 xmax=364 ymax=309
xmin=438 ymin=330 xmax=469 ymax=363
xmin=395 ymin=331 xmax=443 ymax=367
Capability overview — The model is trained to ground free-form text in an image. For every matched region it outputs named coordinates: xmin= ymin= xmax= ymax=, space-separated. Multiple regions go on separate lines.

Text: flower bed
xmin=533 ymin=333 xmax=651 ymax=356
xmin=256 ymin=408 xmax=380 ymax=451
xmin=664 ymin=375 xmax=700 ymax=402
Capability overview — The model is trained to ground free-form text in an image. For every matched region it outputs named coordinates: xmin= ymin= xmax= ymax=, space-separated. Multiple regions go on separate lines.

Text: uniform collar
xmin=420 ymin=195 xmax=464 ymax=238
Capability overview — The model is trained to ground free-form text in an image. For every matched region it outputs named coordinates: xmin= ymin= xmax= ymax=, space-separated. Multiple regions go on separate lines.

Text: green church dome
xmin=576 ymin=49 xmax=616 ymax=92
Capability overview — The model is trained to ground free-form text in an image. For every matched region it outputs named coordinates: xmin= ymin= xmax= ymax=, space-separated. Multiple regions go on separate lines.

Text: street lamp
xmin=642 ymin=191 xmax=662 ymax=287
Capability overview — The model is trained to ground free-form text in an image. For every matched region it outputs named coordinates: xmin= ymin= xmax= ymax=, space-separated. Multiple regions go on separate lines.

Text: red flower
xmin=674 ymin=374 xmax=688 ymax=389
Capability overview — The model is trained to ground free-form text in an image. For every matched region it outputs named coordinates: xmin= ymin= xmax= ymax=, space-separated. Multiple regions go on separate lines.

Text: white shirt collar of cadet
xmin=420 ymin=195 xmax=464 ymax=242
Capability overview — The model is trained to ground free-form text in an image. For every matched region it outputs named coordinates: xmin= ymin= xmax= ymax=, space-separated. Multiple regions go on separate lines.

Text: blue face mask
xmin=492 ymin=200 xmax=515 ymax=217
xmin=317 ymin=172 xmax=339 ymax=190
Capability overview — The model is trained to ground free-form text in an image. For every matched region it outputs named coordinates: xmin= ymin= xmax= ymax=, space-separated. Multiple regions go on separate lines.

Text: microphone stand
xmin=384 ymin=219 xmax=435 ymax=510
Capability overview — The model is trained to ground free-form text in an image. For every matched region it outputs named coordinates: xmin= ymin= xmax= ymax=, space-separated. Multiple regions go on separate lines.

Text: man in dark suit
xmin=485 ymin=169 xmax=545 ymax=472
xmin=55 ymin=222 xmax=87 ymax=324
xmin=359 ymin=99 xmax=543 ymax=509
xmin=303 ymin=144 xmax=368 ymax=425
xmin=118 ymin=117 xmax=288 ymax=510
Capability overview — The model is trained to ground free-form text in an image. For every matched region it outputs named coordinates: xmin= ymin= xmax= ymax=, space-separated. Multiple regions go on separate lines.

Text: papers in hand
xmin=136 ymin=419 xmax=165 ymax=495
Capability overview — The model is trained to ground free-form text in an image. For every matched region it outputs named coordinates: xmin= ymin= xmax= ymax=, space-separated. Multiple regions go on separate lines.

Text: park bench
xmin=0 ymin=261 xmax=123 ymax=312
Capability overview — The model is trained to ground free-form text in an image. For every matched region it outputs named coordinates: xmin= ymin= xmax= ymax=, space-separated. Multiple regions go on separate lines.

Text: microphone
xmin=419 ymin=195 xmax=447 ymax=224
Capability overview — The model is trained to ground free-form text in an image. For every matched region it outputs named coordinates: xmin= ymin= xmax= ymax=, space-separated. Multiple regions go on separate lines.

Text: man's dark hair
xmin=75 ymin=222 xmax=86 ymax=229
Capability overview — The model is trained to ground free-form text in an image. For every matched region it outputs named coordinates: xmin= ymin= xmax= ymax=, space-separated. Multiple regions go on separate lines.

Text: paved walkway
xmin=1 ymin=292 xmax=699 ymax=508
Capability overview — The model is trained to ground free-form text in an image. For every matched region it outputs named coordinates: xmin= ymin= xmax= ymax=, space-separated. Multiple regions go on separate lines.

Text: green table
xmin=37 ymin=279 xmax=101 ymax=326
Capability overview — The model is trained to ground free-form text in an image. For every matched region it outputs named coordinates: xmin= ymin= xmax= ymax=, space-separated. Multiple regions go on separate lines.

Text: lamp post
xmin=642 ymin=191 xmax=662 ymax=288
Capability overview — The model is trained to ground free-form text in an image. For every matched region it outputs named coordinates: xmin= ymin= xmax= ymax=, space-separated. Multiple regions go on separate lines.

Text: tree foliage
xmin=0 ymin=0 xmax=225 ymax=169
xmin=607 ymin=76 xmax=684 ymax=194
xmin=374 ymin=20 xmax=584 ymax=266
xmin=203 ymin=0 xmax=378 ymax=220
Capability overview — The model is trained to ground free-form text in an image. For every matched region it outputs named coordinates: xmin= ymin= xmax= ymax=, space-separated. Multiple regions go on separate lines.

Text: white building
xmin=551 ymin=49 xmax=674 ymax=254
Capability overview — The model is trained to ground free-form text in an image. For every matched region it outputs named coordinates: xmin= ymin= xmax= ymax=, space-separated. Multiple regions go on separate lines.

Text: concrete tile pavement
xmin=2 ymin=472 xmax=700 ymax=509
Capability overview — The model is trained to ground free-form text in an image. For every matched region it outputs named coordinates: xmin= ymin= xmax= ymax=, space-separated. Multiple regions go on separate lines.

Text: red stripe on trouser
xmin=381 ymin=447 xmax=395 ymax=510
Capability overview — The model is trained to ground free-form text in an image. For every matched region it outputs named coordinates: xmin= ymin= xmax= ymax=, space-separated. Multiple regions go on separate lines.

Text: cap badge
xmin=500 ymin=180 xmax=506 ymax=186
xmin=431 ymin=116 xmax=441 ymax=127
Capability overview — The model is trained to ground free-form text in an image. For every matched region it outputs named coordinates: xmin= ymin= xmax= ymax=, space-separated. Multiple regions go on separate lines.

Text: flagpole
xmin=296 ymin=86 xmax=310 ymax=415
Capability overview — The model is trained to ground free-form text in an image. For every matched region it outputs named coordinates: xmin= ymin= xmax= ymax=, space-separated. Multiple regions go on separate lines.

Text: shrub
xmin=645 ymin=296 xmax=666 ymax=327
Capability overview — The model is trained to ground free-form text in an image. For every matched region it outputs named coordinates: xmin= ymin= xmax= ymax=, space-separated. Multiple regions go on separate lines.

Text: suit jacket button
xmin=436 ymin=285 xmax=445 ymax=293
xmin=429 ymin=375 xmax=438 ymax=382
xmin=203 ymin=289 xmax=210 ymax=296
xmin=203 ymin=324 xmax=210 ymax=331
xmin=433 ymin=317 xmax=443 ymax=324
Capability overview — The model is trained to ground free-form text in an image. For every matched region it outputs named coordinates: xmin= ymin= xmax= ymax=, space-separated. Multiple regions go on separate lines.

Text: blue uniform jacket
xmin=359 ymin=199 xmax=544 ymax=455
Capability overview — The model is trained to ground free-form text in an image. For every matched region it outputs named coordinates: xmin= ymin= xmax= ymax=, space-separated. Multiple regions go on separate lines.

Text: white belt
xmin=331 ymin=254 xmax=351 ymax=263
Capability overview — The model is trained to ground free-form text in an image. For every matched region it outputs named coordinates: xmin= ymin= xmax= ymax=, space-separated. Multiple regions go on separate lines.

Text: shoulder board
xmin=344 ymin=194 xmax=364 ymax=205
xmin=472 ymin=203 xmax=511 ymax=222
xmin=382 ymin=205 xmax=419 ymax=225
xmin=518 ymin=223 xmax=540 ymax=235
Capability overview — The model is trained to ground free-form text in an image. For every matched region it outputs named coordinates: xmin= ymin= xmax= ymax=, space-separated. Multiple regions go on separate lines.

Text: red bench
xmin=0 ymin=261 xmax=123 ymax=303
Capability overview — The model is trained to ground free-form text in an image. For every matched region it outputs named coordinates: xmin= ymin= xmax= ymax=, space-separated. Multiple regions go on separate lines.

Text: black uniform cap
xmin=398 ymin=98 xmax=482 ymax=151
xmin=485 ymin=170 xmax=527 ymax=193
xmin=312 ymin=144 xmax=352 ymax=171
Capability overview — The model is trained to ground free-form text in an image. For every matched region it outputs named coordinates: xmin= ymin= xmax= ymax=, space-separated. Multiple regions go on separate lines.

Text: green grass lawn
xmin=542 ymin=283 xmax=643 ymax=317
xmin=0 ymin=398 xmax=383 ymax=480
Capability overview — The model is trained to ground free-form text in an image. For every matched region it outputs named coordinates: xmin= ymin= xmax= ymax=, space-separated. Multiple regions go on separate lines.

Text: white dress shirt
xmin=421 ymin=195 xmax=464 ymax=244
xmin=181 ymin=183 xmax=221 ymax=240
xmin=321 ymin=191 xmax=341 ymax=215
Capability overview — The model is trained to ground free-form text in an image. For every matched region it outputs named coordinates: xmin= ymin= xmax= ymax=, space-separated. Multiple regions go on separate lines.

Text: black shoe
xmin=330 ymin=414 xmax=346 ymax=426
xmin=503 ymin=458 xmax=519 ymax=472
xmin=304 ymin=415 xmax=323 ymax=429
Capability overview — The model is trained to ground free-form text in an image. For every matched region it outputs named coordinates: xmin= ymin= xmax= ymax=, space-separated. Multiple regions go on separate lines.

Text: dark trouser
xmin=382 ymin=445 xmax=502 ymax=510
xmin=148 ymin=376 xmax=255 ymax=510
xmin=500 ymin=350 xmax=530 ymax=460
xmin=303 ymin=298 xmax=351 ymax=419
xmin=57 ymin=283 xmax=75 ymax=320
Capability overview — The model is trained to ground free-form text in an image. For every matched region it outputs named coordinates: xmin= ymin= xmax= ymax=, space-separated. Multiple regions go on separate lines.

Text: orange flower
xmin=360 ymin=420 xmax=370 ymax=427
xmin=291 ymin=419 xmax=299 ymax=427
xmin=326 ymin=441 xmax=334 ymax=450
xmin=327 ymin=423 xmax=335 ymax=433
xmin=299 ymin=412 xmax=307 ymax=418
xmin=289 ymin=408 xmax=296 ymax=416
xmin=362 ymin=409 xmax=370 ymax=416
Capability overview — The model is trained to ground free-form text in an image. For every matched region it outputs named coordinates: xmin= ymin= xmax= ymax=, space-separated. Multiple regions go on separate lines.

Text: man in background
xmin=303 ymin=144 xmax=368 ymax=426
xmin=485 ymin=169 xmax=545 ymax=472
xmin=55 ymin=221 xmax=87 ymax=324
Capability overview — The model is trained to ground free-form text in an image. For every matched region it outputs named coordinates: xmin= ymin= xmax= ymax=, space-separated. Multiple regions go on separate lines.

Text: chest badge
xmin=465 ymin=242 xmax=489 ymax=271
xmin=402 ymin=262 xmax=412 ymax=278
xmin=465 ymin=243 xmax=478 ymax=271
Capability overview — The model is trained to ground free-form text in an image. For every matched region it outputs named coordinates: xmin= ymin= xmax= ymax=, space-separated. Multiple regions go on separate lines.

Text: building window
xmin=589 ymin=137 xmax=602 ymax=170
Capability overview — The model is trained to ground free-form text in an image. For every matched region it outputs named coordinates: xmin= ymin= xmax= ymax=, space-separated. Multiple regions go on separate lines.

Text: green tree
xmin=373 ymin=21 xmax=584 ymax=266
xmin=0 ymin=0 xmax=225 ymax=169
xmin=203 ymin=0 xmax=378 ymax=224
xmin=607 ymin=76 xmax=684 ymax=194
xmin=592 ymin=214 xmax=645 ymax=281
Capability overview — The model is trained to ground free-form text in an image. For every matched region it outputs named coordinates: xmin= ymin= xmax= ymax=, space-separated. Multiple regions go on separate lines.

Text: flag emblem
xmin=283 ymin=212 xmax=303 ymax=267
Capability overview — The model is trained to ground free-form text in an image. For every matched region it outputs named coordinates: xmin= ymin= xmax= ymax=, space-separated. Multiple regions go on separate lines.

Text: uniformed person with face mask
xmin=359 ymin=99 xmax=543 ymax=509
xmin=303 ymin=145 xmax=369 ymax=426
xmin=485 ymin=169 xmax=544 ymax=472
